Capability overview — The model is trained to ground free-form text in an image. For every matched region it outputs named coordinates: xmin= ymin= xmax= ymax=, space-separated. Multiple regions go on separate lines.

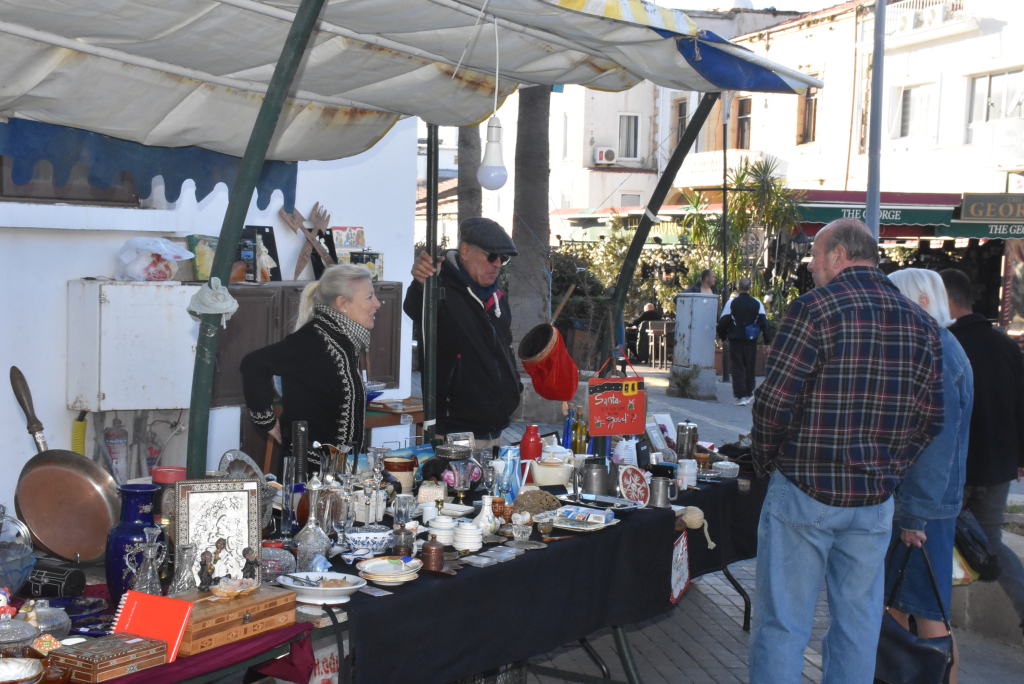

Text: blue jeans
xmin=750 ymin=471 xmax=894 ymax=684
xmin=963 ymin=481 xmax=1024 ymax=623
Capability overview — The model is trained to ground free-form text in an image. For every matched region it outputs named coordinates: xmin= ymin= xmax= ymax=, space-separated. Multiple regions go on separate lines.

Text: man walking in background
xmin=941 ymin=268 xmax=1024 ymax=637
xmin=750 ymin=219 xmax=944 ymax=684
xmin=717 ymin=276 xmax=771 ymax=405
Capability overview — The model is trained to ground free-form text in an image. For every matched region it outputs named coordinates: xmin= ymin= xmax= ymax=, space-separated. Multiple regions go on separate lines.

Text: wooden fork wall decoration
xmin=279 ymin=202 xmax=336 ymax=279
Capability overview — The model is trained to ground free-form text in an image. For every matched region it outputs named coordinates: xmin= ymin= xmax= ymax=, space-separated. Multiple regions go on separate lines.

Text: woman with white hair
xmin=241 ymin=264 xmax=380 ymax=455
xmin=885 ymin=268 xmax=973 ymax=684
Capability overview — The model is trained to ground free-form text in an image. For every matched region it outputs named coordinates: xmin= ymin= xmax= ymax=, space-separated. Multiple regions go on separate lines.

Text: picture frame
xmin=175 ymin=478 xmax=262 ymax=585
xmin=645 ymin=414 xmax=669 ymax=453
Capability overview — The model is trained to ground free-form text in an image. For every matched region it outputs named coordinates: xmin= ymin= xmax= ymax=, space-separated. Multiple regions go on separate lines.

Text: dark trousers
xmin=729 ymin=340 xmax=757 ymax=399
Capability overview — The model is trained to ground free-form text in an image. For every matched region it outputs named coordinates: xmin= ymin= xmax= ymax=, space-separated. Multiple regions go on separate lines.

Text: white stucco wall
xmin=0 ymin=117 xmax=416 ymax=507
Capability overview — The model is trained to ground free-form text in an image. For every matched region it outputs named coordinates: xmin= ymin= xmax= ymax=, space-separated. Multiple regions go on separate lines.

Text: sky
xmin=657 ymin=1 xmax=842 ymax=13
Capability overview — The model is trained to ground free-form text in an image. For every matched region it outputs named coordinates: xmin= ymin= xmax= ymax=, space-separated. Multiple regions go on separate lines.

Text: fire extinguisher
xmin=144 ymin=430 xmax=163 ymax=476
xmin=104 ymin=417 xmax=129 ymax=482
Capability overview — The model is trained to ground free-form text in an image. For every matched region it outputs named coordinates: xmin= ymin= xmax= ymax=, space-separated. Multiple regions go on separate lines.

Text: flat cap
xmin=459 ymin=217 xmax=517 ymax=256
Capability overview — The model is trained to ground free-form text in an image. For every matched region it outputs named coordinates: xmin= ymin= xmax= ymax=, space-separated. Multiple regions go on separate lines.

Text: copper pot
xmin=421 ymin=534 xmax=445 ymax=572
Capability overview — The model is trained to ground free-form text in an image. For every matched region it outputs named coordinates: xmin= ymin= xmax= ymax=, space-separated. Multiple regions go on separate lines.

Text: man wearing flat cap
xmin=403 ymin=217 xmax=523 ymax=448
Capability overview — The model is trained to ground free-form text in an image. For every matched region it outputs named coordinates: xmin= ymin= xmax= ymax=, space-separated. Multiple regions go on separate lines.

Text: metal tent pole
xmin=721 ymin=95 xmax=731 ymax=384
xmin=185 ymin=0 xmax=327 ymax=479
xmin=422 ymin=124 xmax=440 ymax=444
xmin=865 ymin=0 xmax=887 ymax=239
xmin=609 ymin=93 xmax=721 ymax=350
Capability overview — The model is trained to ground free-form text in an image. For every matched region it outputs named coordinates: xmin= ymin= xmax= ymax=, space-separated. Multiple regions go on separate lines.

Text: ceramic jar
xmin=105 ymin=483 xmax=161 ymax=607
xmin=473 ymin=495 xmax=499 ymax=535
xmin=421 ymin=534 xmax=445 ymax=572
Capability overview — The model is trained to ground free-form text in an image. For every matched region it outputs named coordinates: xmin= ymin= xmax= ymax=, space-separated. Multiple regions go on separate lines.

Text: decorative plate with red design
xmin=617 ymin=465 xmax=650 ymax=507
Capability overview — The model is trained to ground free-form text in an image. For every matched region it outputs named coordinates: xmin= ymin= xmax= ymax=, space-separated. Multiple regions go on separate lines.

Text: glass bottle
xmin=293 ymin=474 xmax=331 ymax=572
xmin=129 ymin=526 xmax=165 ymax=596
xmin=168 ymin=543 xmax=198 ymax=595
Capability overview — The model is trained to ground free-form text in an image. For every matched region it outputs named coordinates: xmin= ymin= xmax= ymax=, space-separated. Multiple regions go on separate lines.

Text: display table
xmin=343 ymin=507 xmax=676 ymax=684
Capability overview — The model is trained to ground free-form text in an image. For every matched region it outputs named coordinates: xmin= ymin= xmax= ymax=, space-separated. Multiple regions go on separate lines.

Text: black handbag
xmin=874 ymin=545 xmax=953 ymax=684
xmin=954 ymin=509 xmax=1001 ymax=581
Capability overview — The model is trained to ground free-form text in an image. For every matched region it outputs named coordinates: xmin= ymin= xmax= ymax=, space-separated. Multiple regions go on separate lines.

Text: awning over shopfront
xmin=797 ymin=190 xmax=961 ymax=239
xmin=940 ymin=221 xmax=1024 ymax=238
xmin=938 ymin=194 xmax=1024 ymax=239
xmin=0 ymin=0 xmax=823 ymax=163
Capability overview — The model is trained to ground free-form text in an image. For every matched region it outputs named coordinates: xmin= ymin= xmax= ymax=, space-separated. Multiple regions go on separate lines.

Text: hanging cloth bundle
xmin=681 ymin=506 xmax=715 ymax=549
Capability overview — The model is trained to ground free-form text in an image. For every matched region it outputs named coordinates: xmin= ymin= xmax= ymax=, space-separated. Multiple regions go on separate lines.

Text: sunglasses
xmin=472 ymin=245 xmax=512 ymax=266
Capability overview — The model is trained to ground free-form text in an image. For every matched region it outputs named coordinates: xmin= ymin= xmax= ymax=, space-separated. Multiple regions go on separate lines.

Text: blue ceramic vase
xmin=105 ymin=483 xmax=161 ymax=606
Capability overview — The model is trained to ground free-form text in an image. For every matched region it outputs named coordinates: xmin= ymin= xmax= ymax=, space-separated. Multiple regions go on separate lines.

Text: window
xmin=967 ymin=70 xmax=1024 ymax=143
xmin=899 ymin=86 xmax=931 ymax=138
xmin=562 ymin=113 xmax=570 ymax=160
xmin=618 ymin=114 xmax=639 ymax=159
xmin=621 ymin=193 xmax=642 ymax=207
xmin=736 ymin=97 xmax=752 ymax=150
xmin=799 ymin=86 xmax=818 ymax=144
xmin=675 ymin=99 xmax=689 ymax=143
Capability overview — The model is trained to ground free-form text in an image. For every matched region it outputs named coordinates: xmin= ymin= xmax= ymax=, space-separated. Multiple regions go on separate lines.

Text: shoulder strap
xmin=886 ymin=543 xmax=951 ymax=631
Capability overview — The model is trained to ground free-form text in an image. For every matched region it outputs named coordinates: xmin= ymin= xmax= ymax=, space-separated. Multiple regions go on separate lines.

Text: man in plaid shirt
xmin=748 ymin=219 xmax=944 ymax=684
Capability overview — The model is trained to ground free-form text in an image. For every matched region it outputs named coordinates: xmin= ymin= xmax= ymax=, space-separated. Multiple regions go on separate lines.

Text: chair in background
xmin=647 ymin=321 xmax=669 ymax=369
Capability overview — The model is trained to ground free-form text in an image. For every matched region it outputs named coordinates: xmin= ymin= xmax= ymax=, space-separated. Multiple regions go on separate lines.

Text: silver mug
xmin=649 ymin=477 xmax=678 ymax=508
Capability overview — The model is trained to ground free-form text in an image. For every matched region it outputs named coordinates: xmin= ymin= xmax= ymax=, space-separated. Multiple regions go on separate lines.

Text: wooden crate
xmin=49 ymin=633 xmax=166 ymax=682
xmin=176 ymin=584 xmax=296 ymax=657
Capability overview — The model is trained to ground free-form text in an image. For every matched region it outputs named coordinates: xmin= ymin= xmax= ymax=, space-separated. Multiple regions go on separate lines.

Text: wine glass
xmin=331 ymin=487 xmax=355 ymax=551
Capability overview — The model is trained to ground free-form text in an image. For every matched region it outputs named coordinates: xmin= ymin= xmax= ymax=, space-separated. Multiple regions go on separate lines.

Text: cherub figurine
xmin=241 ymin=547 xmax=259 ymax=581
xmin=197 ymin=551 xmax=217 ymax=592
xmin=0 ymin=588 xmax=17 ymax=618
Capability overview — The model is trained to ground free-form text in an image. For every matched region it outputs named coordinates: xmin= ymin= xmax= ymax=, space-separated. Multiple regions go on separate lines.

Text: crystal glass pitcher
xmin=128 ymin=526 xmax=165 ymax=596
xmin=293 ymin=474 xmax=331 ymax=572
xmin=168 ymin=543 xmax=198 ymax=595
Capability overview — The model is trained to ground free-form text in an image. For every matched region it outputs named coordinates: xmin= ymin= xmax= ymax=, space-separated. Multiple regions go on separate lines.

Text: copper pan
xmin=10 ymin=367 xmax=119 ymax=563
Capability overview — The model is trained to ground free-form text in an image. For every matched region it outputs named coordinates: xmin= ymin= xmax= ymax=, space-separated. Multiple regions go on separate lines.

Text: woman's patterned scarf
xmin=314 ymin=304 xmax=371 ymax=355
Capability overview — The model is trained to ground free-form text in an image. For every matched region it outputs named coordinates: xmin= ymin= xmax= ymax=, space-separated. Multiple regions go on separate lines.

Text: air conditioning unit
xmin=594 ymin=147 xmax=616 ymax=165
xmin=920 ymin=3 xmax=949 ymax=28
xmin=894 ymin=9 xmax=920 ymax=34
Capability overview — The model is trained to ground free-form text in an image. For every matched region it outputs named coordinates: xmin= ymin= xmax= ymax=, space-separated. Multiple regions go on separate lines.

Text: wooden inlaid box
xmin=176 ymin=584 xmax=296 ymax=657
xmin=49 ymin=633 xmax=167 ymax=682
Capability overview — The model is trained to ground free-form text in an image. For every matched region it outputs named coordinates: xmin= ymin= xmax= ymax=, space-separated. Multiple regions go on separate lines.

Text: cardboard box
xmin=555 ymin=505 xmax=615 ymax=525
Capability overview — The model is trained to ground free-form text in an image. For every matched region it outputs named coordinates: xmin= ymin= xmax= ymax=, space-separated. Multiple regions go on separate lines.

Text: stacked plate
xmin=428 ymin=515 xmax=455 ymax=545
xmin=357 ymin=557 xmax=422 ymax=587
xmin=452 ymin=520 xmax=483 ymax=552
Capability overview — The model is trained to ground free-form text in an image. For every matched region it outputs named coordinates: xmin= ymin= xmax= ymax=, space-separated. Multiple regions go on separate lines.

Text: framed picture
xmin=175 ymin=479 xmax=262 ymax=584
xmin=645 ymin=414 xmax=669 ymax=452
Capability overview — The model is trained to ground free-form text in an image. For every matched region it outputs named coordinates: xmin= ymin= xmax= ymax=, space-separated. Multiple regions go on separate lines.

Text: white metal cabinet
xmin=67 ymin=280 xmax=201 ymax=411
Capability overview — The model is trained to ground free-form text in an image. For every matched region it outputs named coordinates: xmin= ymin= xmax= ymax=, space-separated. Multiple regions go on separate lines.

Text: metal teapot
xmin=676 ymin=420 xmax=698 ymax=461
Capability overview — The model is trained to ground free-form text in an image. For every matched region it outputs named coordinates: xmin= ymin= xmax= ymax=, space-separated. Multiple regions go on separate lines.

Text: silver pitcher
xmin=581 ymin=464 xmax=611 ymax=496
xmin=676 ymin=420 xmax=698 ymax=461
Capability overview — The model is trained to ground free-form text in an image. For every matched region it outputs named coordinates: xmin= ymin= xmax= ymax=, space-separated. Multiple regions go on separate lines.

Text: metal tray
xmin=556 ymin=493 xmax=642 ymax=514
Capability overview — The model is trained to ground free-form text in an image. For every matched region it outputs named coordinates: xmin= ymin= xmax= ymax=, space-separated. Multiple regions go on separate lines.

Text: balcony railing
xmin=885 ymin=0 xmax=963 ymax=35
xmin=672 ymin=149 xmax=763 ymax=189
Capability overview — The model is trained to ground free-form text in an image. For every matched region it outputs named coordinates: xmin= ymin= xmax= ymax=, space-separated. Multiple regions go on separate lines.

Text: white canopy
xmin=0 ymin=0 xmax=822 ymax=161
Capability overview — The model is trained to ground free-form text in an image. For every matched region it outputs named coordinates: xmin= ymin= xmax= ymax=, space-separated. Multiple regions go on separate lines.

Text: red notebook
xmin=112 ymin=590 xmax=193 ymax=662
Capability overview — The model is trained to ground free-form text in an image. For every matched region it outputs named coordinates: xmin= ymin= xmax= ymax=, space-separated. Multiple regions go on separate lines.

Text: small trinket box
xmin=49 ymin=632 xmax=166 ymax=682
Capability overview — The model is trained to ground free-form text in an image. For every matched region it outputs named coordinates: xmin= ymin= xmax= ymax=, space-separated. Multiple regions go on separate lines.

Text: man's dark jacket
xmin=403 ymin=253 xmax=522 ymax=437
xmin=717 ymin=292 xmax=772 ymax=344
xmin=948 ymin=313 xmax=1024 ymax=486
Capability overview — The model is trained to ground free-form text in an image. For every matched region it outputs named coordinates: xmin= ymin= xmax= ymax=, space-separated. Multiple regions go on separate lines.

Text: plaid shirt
xmin=752 ymin=266 xmax=944 ymax=507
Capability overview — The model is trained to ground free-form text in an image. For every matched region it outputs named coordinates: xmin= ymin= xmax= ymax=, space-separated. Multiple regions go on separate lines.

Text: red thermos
xmin=520 ymin=424 xmax=543 ymax=483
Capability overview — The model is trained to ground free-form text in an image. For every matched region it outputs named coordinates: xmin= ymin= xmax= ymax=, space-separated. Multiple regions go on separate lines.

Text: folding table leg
xmin=612 ymin=625 xmax=644 ymax=684
xmin=722 ymin=565 xmax=751 ymax=632
xmin=579 ymin=637 xmax=611 ymax=679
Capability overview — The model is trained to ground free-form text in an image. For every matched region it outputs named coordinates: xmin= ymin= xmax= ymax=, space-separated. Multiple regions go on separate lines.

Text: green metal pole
xmin=185 ymin=0 xmax=327 ymax=479
xmin=608 ymin=92 xmax=720 ymax=349
xmin=422 ymin=124 xmax=440 ymax=445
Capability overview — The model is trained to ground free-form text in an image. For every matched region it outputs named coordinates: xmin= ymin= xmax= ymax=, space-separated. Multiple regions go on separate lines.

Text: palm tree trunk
xmin=509 ymin=85 xmax=551 ymax=361
xmin=457 ymin=124 xmax=482 ymax=222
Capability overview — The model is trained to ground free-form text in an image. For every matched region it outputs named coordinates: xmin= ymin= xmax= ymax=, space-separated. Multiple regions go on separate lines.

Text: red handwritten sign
xmin=587 ymin=377 xmax=646 ymax=436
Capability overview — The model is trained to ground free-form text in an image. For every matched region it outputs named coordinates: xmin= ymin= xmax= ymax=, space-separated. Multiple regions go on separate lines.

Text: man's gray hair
xmin=738 ymin=277 xmax=752 ymax=292
xmin=821 ymin=219 xmax=879 ymax=264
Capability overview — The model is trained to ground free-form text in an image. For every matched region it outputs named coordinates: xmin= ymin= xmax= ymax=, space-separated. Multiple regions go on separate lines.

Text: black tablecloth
xmin=340 ymin=508 xmax=676 ymax=684
xmin=676 ymin=475 xmax=769 ymax=578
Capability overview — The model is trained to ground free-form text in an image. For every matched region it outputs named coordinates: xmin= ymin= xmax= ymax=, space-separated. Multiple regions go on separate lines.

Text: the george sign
xmin=939 ymin=220 xmax=1024 ymax=238
xmin=961 ymin=193 xmax=1024 ymax=222
xmin=588 ymin=376 xmax=646 ymax=436
xmin=798 ymin=203 xmax=953 ymax=226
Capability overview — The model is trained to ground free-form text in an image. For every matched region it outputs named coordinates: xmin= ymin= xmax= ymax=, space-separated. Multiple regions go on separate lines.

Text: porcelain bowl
xmin=529 ymin=460 xmax=573 ymax=487
xmin=347 ymin=529 xmax=394 ymax=555
xmin=277 ymin=572 xmax=366 ymax=600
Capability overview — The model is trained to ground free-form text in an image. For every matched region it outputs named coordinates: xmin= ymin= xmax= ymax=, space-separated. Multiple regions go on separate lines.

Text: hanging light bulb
xmin=477 ymin=116 xmax=507 ymax=191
